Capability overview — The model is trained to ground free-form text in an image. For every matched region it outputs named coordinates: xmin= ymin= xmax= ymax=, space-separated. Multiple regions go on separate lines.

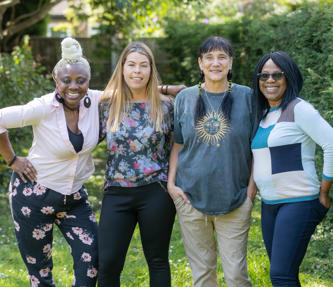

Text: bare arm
xmin=0 ymin=132 xmax=37 ymax=183
xmin=167 ymin=142 xmax=189 ymax=203
xmin=319 ymin=179 xmax=332 ymax=209
xmin=246 ymin=159 xmax=257 ymax=203
xmin=159 ymin=84 xmax=187 ymax=97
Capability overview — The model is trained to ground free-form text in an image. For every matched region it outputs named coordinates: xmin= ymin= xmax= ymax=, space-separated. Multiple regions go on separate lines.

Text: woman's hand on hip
xmin=167 ymin=183 xmax=190 ymax=204
xmin=319 ymin=190 xmax=331 ymax=209
xmin=11 ymin=157 xmax=37 ymax=183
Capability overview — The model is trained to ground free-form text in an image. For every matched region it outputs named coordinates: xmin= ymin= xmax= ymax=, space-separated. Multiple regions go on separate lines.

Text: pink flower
xmin=12 ymin=188 xmax=17 ymax=196
xmin=13 ymin=178 xmax=20 ymax=187
xmin=43 ymin=224 xmax=52 ymax=232
xmin=133 ymin=161 xmax=141 ymax=169
xmin=73 ymin=192 xmax=81 ymax=200
xmin=33 ymin=184 xmax=46 ymax=195
xmin=32 ymin=228 xmax=46 ymax=240
xmin=41 ymin=206 xmax=54 ymax=215
xmin=87 ymin=267 xmax=98 ymax=278
xmin=79 ymin=233 xmax=93 ymax=245
xmin=43 ymin=244 xmax=51 ymax=254
xmin=81 ymin=252 xmax=91 ymax=262
xmin=29 ymin=275 xmax=40 ymax=287
xmin=14 ymin=220 xmax=20 ymax=231
xmin=55 ymin=219 xmax=61 ymax=225
xmin=89 ymin=214 xmax=97 ymax=222
xmin=21 ymin=206 xmax=31 ymax=216
xmin=72 ymin=227 xmax=83 ymax=235
xmin=26 ymin=256 xmax=36 ymax=264
xmin=23 ymin=187 xmax=33 ymax=196
xmin=143 ymin=167 xmax=154 ymax=175
xmin=66 ymin=232 xmax=74 ymax=240
xmin=39 ymin=267 xmax=50 ymax=277
xmin=202 ymin=18 xmax=209 ymax=24
xmin=110 ymin=145 xmax=117 ymax=151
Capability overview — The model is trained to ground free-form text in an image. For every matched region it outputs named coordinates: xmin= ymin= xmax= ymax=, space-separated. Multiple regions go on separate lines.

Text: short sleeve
xmin=249 ymin=89 xmax=261 ymax=141
xmin=173 ymin=91 xmax=184 ymax=144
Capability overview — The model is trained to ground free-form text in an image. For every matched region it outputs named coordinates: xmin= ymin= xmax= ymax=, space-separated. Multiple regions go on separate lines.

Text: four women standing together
xmin=0 ymin=36 xmax=332 ymax=287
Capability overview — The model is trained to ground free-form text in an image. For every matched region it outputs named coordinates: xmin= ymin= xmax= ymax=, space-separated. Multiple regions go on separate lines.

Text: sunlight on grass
xmin=1 ymin=159 xmax=332 ymax=287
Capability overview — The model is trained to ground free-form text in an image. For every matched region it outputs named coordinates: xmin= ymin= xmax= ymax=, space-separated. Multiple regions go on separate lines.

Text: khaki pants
xmin=175 ymin=196 xmax=253 ymax=287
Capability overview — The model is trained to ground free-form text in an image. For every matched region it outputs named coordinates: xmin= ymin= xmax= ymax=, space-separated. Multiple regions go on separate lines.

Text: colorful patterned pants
xmin=9 ymin=172 xmax=98 ymax=287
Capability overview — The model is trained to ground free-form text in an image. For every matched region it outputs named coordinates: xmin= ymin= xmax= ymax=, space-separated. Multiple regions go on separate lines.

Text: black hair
xmin=252 ymin=51 xmax=303 ymax=118
xmin=195 ymin=36 xmax=233 ymax=123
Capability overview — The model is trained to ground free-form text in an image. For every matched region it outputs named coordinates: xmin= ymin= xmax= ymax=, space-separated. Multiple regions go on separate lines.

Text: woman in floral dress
xmin=98 ymin=42 xmax=175 ymax=287
xmin=0 ymin=38 xmax=99 ymax=286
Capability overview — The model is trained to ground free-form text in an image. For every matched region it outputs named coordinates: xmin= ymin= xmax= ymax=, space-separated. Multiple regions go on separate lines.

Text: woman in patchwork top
xmin=98 ymin=42 xmax=175 ymax=286
xmin=0 ymin=38 xmax=99 ymax=286
xmin=251 ymin=51 xmax=333 ymax=287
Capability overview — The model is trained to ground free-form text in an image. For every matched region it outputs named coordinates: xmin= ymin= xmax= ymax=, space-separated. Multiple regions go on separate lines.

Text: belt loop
xmin=64 ymin=195 xmax=67 ymax=205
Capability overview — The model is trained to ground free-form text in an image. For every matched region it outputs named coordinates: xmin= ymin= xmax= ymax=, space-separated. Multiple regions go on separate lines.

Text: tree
xmin=0 ymin=0 xmax=62 ymax=52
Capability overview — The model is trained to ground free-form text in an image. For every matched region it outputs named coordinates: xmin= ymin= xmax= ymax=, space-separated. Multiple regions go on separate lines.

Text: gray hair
xmin=52 ymin=37 xmax=91 ymax=80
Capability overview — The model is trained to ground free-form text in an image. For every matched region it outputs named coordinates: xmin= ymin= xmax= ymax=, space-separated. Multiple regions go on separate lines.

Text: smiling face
xmin=198 ymin=49 xmax=232 ymax=85
xmin=55 ymin=63 xmax=89 ymax=108
xmin=259 ymin=59 xmax=287 ymax=108
xmin=123 ymin=52 xmax=151 ymax=95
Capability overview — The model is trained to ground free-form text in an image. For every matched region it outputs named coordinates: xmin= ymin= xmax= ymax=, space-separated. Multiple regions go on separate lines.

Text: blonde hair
xmin=100 ymin=42 xmax=164 ymax=132
xmin=52 ymin=37 xmax=91 ymax=79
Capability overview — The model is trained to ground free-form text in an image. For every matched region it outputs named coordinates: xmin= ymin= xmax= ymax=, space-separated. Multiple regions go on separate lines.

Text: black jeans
xmin=98 ymin=182 xmax=176 ymax=287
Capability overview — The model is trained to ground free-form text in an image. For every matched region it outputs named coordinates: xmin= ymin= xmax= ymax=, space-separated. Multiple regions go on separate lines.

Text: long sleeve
xmin=0 ymin=97 xmax=47 ymax=133
xmin=295 ymin=101 xmax=333 ymax=180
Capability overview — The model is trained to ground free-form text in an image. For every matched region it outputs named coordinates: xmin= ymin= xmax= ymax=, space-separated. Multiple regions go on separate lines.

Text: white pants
xmin=175 ymin=196 xmax=253 ymax=287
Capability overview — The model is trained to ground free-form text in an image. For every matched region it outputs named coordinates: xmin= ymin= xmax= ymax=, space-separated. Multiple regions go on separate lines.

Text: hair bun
xmin=61 ymin=37 xmax=82 ymax=60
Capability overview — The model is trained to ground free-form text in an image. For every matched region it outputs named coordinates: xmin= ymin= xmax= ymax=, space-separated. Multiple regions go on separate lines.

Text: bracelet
xmin=8 ymin=155 xmax=17 ymax=167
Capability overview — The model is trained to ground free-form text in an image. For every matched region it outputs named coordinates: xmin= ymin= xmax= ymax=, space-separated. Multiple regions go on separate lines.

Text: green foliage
xmin=0 ymin=36 xmax=53 ymax=192
xmin=159 ymin=1 xmax=333 ymax=121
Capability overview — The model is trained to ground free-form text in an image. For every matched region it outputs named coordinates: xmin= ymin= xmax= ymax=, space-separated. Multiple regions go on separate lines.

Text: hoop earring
xmin=83 ymin=95 xmax=91 ymax=108
xmin=55 ymin=92 xmax=64 ymax=104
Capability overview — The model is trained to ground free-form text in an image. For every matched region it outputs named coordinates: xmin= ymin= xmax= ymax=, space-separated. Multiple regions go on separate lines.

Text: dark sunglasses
xmin=257 ymin=71 xmax=285 ymax=81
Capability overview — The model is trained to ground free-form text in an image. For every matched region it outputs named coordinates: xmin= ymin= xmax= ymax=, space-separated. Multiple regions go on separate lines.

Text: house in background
xmin=47 ymin=0 xmax=98 ymax=37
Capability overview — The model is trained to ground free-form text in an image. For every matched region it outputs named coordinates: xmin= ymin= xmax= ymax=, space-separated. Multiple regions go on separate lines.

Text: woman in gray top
xmin=167 ymin=36 xmax=259 ymax=287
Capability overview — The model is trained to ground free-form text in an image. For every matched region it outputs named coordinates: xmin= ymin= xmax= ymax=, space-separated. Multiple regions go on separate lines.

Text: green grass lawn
xmin=0 ymin=144 xmax=332 ymax=286
xmin=0 ymin=191 xmax=332 ymax=286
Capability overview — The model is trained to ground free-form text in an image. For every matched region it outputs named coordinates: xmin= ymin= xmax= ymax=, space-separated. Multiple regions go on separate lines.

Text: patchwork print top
xmin=251 ymin=98 xmax=333 ymax=204
xmin=99 ymin=97 xmax=174 ymax=188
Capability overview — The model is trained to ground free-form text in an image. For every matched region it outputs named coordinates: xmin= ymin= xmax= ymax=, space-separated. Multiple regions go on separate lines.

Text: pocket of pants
xmin=246 ymin=196 xmax=254 ymax=208
xmin=317 ymin=199 xmax=329 ymax=221
xmin=173 ymin=196 xmax=185 ymax=209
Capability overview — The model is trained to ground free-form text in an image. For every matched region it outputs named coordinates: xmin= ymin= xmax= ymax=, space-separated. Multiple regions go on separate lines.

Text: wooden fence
xmin=30 ymin=37 xmax=172 ymax=90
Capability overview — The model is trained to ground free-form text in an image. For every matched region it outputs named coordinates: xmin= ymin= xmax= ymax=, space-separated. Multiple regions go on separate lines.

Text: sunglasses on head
xmin=257 ymin=71 xmax=285 ymax=81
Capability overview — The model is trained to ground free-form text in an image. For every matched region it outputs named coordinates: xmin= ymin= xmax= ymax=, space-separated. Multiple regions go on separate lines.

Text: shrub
xmin=158 ymin=2 xmax=333 ymax=127
xmin=0 ymin=36 xmax=53 ymax=192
